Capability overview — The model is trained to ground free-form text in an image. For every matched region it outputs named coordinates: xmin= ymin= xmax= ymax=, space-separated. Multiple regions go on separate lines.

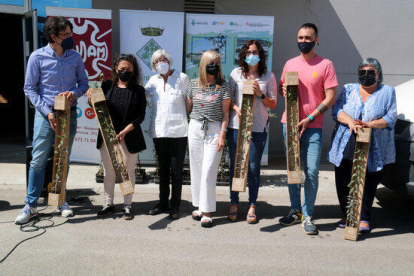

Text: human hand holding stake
xmin=116 ymin=124 xmax=134 ymax=143
xmin=282 ymin=83 xmax=287 ymax=97
xmin=354 ymin=119 xmax=370 ymax=128
xmin=117 ymin=130 xmax=126 ymax=143
xmin=58 ymin=91 xmax=75 ymax=105
xmin=348 ymin=119 xmax=363 ymax=134
xmin=234 ymin=105 xmax=241 ymax=123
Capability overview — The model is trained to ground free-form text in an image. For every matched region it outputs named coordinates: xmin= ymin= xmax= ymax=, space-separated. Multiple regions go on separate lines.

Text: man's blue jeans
xmin=228 ymin=128 xmax=268 ymax=205
xmin=26 ymin=109 xmax=77 ymax=207
xmin=282 ymin=124 xmax=322 ymax=217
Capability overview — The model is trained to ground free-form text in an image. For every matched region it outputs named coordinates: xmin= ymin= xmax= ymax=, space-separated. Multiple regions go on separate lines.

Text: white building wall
xmin=94 ymin=0 xmax=414 ymax=161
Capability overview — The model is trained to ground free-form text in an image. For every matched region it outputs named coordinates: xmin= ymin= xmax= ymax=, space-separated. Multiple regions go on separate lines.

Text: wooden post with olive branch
xmin=232 ymin=81 xmax=255 ymax=192
xmin=90 ymin=88 xmax=134 ymax=197
xmin=48 ymin=96 xmax=71 ymax=206
xmin=344 ymin=128 xmax=372 ymax=241
xmin=285 ymin=72 xmax=301 ymax=184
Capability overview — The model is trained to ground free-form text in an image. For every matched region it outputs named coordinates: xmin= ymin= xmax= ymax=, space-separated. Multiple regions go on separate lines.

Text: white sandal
xmin=192 ymin=210 xmax=202 ymax=221
xmin=201 ymin=216 xmax=213 ymax=228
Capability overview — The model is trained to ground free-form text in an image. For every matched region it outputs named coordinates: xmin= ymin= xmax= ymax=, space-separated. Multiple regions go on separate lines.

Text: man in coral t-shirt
xmin=279 ymin=23 xmax=338 ymax=235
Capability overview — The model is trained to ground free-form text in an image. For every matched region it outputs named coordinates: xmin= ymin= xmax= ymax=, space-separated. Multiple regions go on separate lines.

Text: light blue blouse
xmin=327 ymin=83 xmax=397 ymax=172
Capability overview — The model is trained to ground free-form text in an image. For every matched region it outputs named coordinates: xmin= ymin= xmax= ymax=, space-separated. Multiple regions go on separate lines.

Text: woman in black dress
xmin=87 ymin=54 xmax=146 ymax=220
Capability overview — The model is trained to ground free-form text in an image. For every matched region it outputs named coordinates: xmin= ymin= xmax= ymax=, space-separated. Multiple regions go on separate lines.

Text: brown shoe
xmin=227 ymin=204 xmax=238 ymax=222
xmin=246 ymin=205 xmax=257 ymax=224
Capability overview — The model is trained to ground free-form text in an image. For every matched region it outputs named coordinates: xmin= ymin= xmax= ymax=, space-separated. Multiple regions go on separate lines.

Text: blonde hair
xmin=198 ymin=50 xmax=225 ymax=90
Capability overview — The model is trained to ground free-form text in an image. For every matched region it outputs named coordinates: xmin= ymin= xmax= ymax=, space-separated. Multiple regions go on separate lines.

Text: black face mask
xmin=58 ymin=36 xmax=74 ymax=50
xmin=358 ymin=74 xmax=377 ymax=87
xmin=206 ymin=63 xmax=219 ymax=76
xmin=117 ymin=70 xmax=134 ymax=82
xmin=297 ymin=40 xmax=316 ymax=54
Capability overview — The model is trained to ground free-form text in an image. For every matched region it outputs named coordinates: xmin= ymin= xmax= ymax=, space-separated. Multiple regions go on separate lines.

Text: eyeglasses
xmin=153 ymin=58 xmax=168 ymax=65
xmin=359 ymin=69 xmax=376 ymax=77
xmin=58 ymin=32 xmax=72 ymax=39
xmin=247 ymin=50 xmax=259 ymax=55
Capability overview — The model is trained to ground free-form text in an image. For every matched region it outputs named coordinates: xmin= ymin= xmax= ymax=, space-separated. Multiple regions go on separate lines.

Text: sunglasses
xmin=359 ymin=69 xmax=376 ymax=77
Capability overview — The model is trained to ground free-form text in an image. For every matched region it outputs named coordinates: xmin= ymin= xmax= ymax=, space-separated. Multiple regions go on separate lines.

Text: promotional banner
xmin=47 ymin=7 xmax=112 ymax=163
xmin=120 ymin=10 xmax=185 ymax=163
xmin=185 ymin=14 xmax=274 ymax=165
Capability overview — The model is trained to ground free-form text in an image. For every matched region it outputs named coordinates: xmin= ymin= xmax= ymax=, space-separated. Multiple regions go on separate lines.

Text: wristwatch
xmin=259 ymin=93 xmax=266 ymax=100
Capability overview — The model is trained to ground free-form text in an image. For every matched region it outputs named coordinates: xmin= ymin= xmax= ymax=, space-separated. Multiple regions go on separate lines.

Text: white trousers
xmin=99 ymin=140 xmax=137 ymax=205
xmin=188 ymin=119 xmax=223 ymax=213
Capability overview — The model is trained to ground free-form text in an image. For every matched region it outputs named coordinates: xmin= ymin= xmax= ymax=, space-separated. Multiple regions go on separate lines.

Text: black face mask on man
xmin=117 ymin=70 xmax=134 ymax=82
xmin=206 ymin=63 xmax=219 ymax=76
xmin=358 ymin=70 xmax=377 ymax=87
xmin=58 ymin=36 xmax=74 ymax=50
xmin=297 ymin=40 xmax=316 ymax=54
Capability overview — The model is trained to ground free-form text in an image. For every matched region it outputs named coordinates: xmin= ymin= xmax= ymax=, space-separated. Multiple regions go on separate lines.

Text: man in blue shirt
xmin=15 ymin=16 xmax=88 ymax=224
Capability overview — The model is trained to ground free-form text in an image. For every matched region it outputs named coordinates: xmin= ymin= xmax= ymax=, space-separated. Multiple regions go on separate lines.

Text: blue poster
xmin=0 ymin=0 xmax=23 ymax=5
xmin=32 ymin=0 xmax=92 ymax=47
xmin=32 ymin=0 xmax=91 ymax=17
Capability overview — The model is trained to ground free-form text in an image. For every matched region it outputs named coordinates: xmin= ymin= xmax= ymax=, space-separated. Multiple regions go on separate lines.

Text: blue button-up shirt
xmin=24 ymin=44 xmax=89 ymax=116
xmin=328 ymin=83 xmax=397 ymax=172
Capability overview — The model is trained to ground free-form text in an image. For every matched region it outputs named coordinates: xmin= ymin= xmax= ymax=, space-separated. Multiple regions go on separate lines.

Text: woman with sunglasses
xmin=87 ymin=54 xmax=146 ymax=220
xmin=227 ymin=40 xmax=277 ymax=224
xmin=187 ymin=50 xmax=231 ymax=228
xmin=328 ymin=58 xmax=397 ymax=233
xmin=145 ymin=49 xmax=190 ymax=220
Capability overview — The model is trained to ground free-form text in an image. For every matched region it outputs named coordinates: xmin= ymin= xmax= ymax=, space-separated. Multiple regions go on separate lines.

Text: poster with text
xmin=185 ymin=14 xmax=274 ymax=165
xmin=120 ymin=10 xmax=185 ymax=163
xmin=47 ymin=7 xmax=112 ymax=163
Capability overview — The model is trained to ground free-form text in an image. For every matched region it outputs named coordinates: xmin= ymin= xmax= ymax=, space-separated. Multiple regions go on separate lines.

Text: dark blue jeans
xmin=227 ymin=128 xmax=268 ymax=205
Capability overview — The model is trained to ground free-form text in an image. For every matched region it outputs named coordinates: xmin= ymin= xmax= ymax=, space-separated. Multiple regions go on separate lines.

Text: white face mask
xmin=156 ymin=62 xmax=169 ymax=75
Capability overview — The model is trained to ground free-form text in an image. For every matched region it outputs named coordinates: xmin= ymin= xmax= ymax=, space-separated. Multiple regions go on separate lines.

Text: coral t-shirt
xmin=280 ymin=55 xmax=338 ymax=129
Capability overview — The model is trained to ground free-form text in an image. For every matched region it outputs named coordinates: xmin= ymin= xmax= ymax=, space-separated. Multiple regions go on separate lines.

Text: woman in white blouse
xmin=145 ymin=49 xmax=191 ymax=220
xmin=228 ymin=40 xmax=277 ymax=224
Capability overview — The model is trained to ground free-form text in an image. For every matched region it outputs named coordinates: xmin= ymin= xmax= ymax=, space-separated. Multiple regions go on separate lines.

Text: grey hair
xmin=150 ymin=49 xmax=173 ymax=71
xmin=358 ymin=57 xmax=383 ymax=82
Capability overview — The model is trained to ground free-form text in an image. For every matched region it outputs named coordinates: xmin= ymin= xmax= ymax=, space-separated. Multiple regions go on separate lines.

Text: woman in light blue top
xmin=328 ymin=58 xmax=397 ymax=233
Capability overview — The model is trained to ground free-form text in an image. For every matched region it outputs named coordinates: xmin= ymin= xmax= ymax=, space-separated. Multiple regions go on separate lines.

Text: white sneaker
xmin=15 ymin=205 xmax=38 ymax=225
xmin=59 ymin=202 xmax=74 ymax=217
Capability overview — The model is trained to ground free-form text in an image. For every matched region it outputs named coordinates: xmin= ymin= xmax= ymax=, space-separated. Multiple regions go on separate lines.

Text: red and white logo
xmin=70 ymin=17 xmax=112 ymax=81
xmin=85 ymin=108 xmax=95 ymax=119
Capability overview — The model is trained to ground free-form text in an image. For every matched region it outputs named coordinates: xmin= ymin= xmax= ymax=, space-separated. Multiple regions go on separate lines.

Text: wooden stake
xmin=232 ymin=81 xmax=255 ymax=192
xmin=285 ymin=72 xmax=301 ymax=184
xmin=90 ymin=88 xmax=134 ymax=197
xmin=48 ymin=96 xmax=71 ymax=206
xmin=344 ymin=128 xmax=372 ymax=241
xmin=0 ymin=94 xmax=7 ymax=104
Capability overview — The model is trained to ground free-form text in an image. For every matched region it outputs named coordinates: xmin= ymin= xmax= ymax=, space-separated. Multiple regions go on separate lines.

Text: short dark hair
xmin=358 ymin=57 xmax=383 ymax=82
xmin=238 ymin=40 xmax=267 ymax=78
xmin=43 ymin=16 xmax=73 ymax=43
xmin=299 ymin=23 xmax=318 ymax=38
xmin=111 ymin=54 xmax=142 ymax=88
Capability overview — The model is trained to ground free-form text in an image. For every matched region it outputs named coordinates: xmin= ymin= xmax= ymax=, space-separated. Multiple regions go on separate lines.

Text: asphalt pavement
xmin=0 ymin=146 xmax=413 ymax=275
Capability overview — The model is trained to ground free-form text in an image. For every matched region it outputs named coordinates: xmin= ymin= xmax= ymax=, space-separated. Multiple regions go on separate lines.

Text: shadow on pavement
xmin=0 ymin=142 xmax=25 ymax=164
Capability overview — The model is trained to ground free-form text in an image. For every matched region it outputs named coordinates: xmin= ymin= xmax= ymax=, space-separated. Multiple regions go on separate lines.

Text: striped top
xmin=187 ymin=79 xmax=230 ymax=122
